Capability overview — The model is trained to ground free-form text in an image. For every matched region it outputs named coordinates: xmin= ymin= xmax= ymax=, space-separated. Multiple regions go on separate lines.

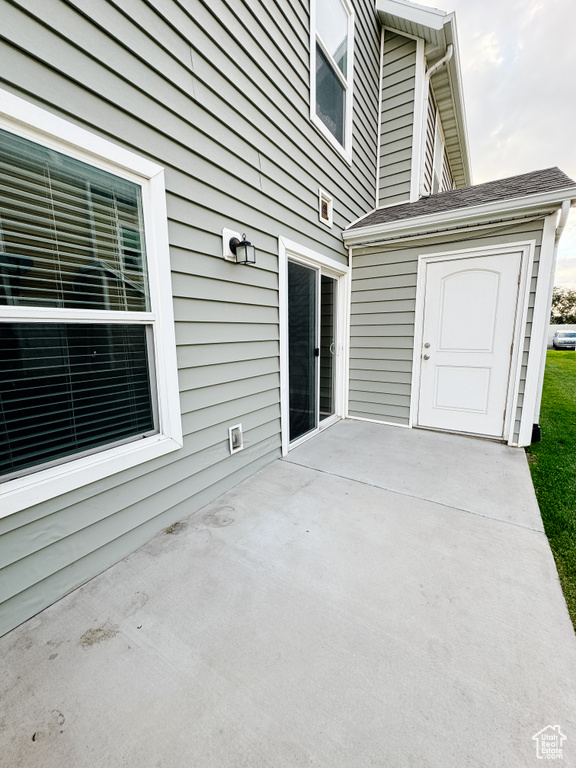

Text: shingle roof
xmin=348 ymin=167 xmax=576 ymax=230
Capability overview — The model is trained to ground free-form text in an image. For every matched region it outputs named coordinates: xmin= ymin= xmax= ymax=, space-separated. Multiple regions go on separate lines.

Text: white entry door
xmin=417 ymin=251 xmax=522 ymax=437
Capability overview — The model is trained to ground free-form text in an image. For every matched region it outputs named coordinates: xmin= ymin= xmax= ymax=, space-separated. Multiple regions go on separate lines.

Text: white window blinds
xmin=0 ymin=128 xmax=157 ymax=481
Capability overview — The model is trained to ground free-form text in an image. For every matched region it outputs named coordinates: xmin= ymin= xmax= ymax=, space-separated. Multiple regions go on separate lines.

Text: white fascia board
xmin=343 ymin=188 xmax=576 ymax=246
xmin=375 ymin=0 xmax=447 ymax=32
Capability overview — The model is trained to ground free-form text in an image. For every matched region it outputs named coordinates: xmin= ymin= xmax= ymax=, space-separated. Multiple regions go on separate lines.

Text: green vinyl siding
xmin=0 ymin=0 xmax=381 ymax=636
xmin=349 ymin=219 xmax=545 ymax=433
xmin=378 ymin=32 xmax=417 ymax=207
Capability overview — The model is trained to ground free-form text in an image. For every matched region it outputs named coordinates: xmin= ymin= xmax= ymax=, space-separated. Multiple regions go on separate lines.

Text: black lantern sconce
xmin=229 ymin=233 xmax=256 ymax=266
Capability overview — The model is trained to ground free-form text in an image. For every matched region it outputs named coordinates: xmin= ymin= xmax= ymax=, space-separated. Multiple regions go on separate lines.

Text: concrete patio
xmin=1 ymin=420 xmax=575 ymax=767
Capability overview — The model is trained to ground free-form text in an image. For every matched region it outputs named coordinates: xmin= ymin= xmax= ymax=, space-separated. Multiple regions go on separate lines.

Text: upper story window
xmin=0 ymin=90 xmax=182 ymax=516
xmin=311 ymin=0 xmax=354 ymax=161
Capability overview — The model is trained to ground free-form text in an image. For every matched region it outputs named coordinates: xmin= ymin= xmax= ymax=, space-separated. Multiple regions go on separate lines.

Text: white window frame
xmin=0 ymin=89 xmax=182 ymax=518
xmin=310 ymin=0 xmax=355 ymax=163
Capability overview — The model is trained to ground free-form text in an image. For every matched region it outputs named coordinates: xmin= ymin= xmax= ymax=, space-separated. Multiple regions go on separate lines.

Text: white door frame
xmin=410 ymin=240 xmax=536 ymax=444
xmin=279 ymin=237 xmax=350 ymax=456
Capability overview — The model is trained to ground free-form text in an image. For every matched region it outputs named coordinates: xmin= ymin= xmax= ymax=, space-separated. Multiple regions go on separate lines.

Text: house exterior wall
xmin=377 ymin=31 xmax=417 ymax=207
xmin=348 ymin=218 xmax=546 ymax=437
xmin=0 ymin=0 xmax=381 ymax=636
xmin=377 ymin=32 xmax=459 ymax=207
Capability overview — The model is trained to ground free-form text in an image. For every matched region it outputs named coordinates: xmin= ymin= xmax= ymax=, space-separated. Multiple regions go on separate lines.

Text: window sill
xmin=311 ymin=114 xmax=352 ymax=165
xmin=0 ymin=433 xmax=183 ymax=518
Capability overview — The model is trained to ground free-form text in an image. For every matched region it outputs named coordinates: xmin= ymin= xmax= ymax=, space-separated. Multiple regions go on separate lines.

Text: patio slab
xmin=285 ymin=419 xmax=544 ymax=530
xmin=0 ymin=421 xmax=574 ymax=767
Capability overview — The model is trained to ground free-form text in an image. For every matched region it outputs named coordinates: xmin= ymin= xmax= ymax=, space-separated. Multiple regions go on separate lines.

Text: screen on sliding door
xmin=319 ymin=275 xmax=336 ymax=421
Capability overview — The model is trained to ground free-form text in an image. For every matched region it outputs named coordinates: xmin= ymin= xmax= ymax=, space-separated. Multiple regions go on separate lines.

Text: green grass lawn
xmin=526 ymin=350 xmax=576 ymax=631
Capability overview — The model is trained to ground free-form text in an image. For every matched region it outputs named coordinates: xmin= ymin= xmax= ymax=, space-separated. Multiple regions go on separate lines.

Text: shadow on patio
xmin=1 ymin=420 xmax=575 ymax=767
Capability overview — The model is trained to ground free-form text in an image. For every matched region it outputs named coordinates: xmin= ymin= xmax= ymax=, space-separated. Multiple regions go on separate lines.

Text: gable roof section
xmin=344 ymin=167 xmax=576 ymax=244
xmin=376 ymin=0 xmax=471 ymax=188
xmin=349 ymin=168 xmax=576 ymax=228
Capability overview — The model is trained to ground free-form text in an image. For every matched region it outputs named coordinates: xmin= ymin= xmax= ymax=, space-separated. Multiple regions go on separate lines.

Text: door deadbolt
xmin=424 ymin=342 xmax=431 ymax=348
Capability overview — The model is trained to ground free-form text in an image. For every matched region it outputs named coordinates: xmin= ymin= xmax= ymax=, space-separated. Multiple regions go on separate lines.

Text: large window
xmin=0 ymin=91 xmax=181 ymax=516
xmin=311 ymin=0 xmax=354 ymax=159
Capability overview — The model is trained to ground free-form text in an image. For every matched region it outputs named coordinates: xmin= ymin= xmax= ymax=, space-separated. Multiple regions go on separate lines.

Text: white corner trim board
xmin=410 ymin=37 xmax=427 ymax=202
xmin=0 ymin=89 xmax=182 ymax=517
xmin=374 ymin=26 xmax=385 ymax=208
xmin=517 ymin=213 xmax=559 ymax=447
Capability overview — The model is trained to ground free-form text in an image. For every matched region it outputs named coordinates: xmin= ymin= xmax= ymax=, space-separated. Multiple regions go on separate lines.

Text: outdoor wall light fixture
xmin=229 ymin=233 xmax=256 ymax=265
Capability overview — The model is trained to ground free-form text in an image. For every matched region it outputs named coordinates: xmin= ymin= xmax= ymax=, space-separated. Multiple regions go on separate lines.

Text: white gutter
xmin=343 ymin=185 xmax=576 ymax=247
xmin=533 ymin=199 xmax=574 ymax=427
xmin=418 ymin=44 xmax=453 ymax=199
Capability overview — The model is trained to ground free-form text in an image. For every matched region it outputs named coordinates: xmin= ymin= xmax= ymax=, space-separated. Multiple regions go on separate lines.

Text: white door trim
xmin=278 ymin=237 xmax=350 ymax=456
xmin=410 ymin=240 xmax=536 ymax=443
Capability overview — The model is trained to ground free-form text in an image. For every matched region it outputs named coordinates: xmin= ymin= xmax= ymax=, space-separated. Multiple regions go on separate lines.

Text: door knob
xmin=423 ymin=354 xmax=430 ymax=360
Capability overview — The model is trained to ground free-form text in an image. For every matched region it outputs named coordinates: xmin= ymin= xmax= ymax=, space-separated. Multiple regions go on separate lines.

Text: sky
xmin=414 ymin=0 xmax=576 ymax=287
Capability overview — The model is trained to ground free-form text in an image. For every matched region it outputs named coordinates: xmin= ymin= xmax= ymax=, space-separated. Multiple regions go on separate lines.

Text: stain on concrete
xmin=6 ymin=632 xmax=35 ymax=653
xmin=186 ymin=528 xmax=214 ymax=554
xmin=80 ymin=621 xmax=119 ymax=648
xmin=125 ymin=591 xmax=149 ymax=617
xmin=202 ymin=505 xmax=235 ymax=528
xmin=31 ymin=710 xmax=66 ymax=742
xmin=48 ymin=653 xmax=58 ymax=661
xmin=165 ymin=521 xmax=184 ymax=535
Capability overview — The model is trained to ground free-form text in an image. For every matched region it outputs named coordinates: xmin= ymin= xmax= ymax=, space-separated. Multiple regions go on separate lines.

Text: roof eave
xmin=376 ymin=0 xmax=447 ymax=35
xmin=343 ymin=187 xmax=576 ymax=247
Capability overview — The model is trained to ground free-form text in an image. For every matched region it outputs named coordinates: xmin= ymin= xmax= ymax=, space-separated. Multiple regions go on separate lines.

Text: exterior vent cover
xmin=319 ymin=189 xmax=333 ymax=228
xmin=228 ymin=424 xmax=243 ymax=454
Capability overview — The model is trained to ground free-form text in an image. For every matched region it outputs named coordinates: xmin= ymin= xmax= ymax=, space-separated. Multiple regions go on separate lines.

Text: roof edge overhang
xmin=376 ymin=0 xmax=472 ymax=187
xmin=343 ymin=187 xmax=576 ymax=248
xmin=376 ymin=0 xmax=448 ymax=35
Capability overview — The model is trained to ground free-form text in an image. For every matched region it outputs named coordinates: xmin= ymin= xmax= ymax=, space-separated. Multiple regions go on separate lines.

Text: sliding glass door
xmin=288 ymin=261 xmax=336 ymax=443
